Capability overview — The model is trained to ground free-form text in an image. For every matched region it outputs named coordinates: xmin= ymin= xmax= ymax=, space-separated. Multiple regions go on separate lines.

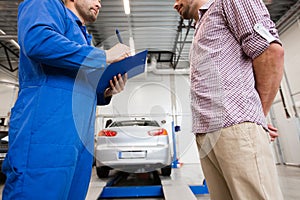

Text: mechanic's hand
xmin=104 ymin=73 xmax=128 ymax=97
xmin=268 ymin=124 xmax=279 ymax=142
xmin=105 ymin=43 xmax=131 ymax=64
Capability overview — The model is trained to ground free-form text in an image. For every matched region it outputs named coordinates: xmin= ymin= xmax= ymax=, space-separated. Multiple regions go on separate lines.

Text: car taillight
xmin=148 ymin=128 xmax=168 ymax=136
xmin=98 ymin=130 xmax=117 ymax=137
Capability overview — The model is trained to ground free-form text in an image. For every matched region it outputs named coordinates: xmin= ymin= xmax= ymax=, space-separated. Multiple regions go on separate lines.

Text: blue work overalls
xmin=2 ymin=0 xmax=109 ymax=199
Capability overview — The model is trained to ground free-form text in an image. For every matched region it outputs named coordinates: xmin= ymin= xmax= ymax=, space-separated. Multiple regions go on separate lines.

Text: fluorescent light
xmin=0 ymin=29 xmax=20 ymax=49
xmin=9 ymin=39 xmax=20 ymax=50
xmin=123 ymin=0 xmax=130 ymax=15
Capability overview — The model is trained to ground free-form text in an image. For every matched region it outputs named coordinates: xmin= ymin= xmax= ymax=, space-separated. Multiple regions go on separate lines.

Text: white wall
xmin=0 ymin=85 xmax=17 ymax=115
xmin=0 ymin=71 xmax=18 ymax=117
xmin=270 ymin=20 xmax=300 ymax=164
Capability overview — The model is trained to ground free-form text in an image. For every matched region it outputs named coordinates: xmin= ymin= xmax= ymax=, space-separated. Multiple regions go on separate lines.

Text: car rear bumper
xmin=95 ymin=145 xmax=171 ymax=172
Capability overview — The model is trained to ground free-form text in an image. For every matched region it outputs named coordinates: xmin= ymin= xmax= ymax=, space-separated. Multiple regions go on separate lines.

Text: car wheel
xmin=161 ymin=165 xmax=171 ymax=176
xmin=96 ymin=166 xmax=110 ymax=178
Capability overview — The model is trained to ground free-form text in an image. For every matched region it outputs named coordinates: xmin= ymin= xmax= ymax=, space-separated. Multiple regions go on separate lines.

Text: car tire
xmin=96 ymin=166 xmax=110 ymax=178
xmin=161 ymin=165 xmax=171 ymax=176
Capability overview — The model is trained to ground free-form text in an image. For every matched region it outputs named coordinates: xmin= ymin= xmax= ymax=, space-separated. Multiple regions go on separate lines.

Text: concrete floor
xmin=0 ymin=164 xmax=299 ymax=199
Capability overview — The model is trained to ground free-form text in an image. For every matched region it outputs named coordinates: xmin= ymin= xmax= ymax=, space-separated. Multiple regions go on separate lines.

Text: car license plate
xmin=119 ymin=151 xmax=146 ymax=159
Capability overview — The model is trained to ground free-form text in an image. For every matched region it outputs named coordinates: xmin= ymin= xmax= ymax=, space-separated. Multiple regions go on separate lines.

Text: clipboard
xmin=97 ymin=50 xmax=148 ymax=94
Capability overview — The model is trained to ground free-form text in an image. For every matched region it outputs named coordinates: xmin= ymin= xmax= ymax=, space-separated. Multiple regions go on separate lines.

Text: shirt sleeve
xmin=18 ymin=0 xmax=110 ymax=103
xmin=222 ymin=0 xmax=281 ymax=59
xmin=18 ymin=0 xmax=106 ymax=70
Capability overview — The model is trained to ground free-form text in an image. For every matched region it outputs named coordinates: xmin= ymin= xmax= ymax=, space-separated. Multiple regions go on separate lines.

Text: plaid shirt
xmin=190 ymin=0 xmax=281 ymax=134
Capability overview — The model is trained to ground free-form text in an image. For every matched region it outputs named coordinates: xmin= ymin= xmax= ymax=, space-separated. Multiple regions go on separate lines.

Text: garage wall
xmin=0 ymin=72 xmax=18 ymax=117
xmin=173 ymin=74 xmax=200 ymax=164
xmin=270 ymin=20 xmax=300 ymax=164
xmin=0 ymin=85 xmax=17 ymax=115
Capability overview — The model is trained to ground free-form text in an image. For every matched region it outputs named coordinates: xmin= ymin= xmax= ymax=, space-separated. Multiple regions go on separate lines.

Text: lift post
xmin=171 ymin=121 xmax=181 ymax=168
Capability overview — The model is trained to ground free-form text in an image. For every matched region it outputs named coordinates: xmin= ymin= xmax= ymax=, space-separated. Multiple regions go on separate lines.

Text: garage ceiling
xmin=0 ymin=0 xmax=300 ymax=79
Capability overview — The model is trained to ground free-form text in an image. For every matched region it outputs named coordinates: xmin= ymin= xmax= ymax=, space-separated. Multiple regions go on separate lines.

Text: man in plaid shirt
xmin=173 ymin=0 xmax=284 ymax=199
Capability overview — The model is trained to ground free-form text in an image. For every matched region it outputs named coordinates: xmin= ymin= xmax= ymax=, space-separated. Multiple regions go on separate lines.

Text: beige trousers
xmin=196 ymin=122 xmax=283 ymax=200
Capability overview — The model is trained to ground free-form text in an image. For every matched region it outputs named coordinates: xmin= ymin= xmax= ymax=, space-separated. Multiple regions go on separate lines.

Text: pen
xmin=115 ymin=29 xmax=123 ymax=44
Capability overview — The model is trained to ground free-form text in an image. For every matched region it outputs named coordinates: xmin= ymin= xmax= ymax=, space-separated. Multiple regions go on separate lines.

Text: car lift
xmin=96 ymin=122 xmax=209 ymax=199
xmin=97 ymin=171 xmax=208 ymax=199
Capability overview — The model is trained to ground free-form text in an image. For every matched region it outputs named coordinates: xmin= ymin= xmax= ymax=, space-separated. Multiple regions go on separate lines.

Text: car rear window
xmin=110 ymin=120 xmax=159 ymax=127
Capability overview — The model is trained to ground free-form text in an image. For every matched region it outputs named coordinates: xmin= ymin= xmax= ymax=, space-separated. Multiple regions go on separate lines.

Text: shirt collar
xmin=67 ymin=7 xmax=83 ymax=26
xmin=66 ymin=7 xmax=92 ymax=45
xmin=195 ymin=0 xmax=214 ymax=28
xmin=198 ymin=0 xmax=214 ymax=19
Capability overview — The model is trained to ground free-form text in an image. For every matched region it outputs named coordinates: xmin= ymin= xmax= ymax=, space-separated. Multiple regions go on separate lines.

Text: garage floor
xmin=0 ymin=164 xmax=299 ymax=199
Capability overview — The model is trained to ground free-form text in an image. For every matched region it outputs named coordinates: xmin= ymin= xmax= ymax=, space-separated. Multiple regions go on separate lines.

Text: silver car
xmin=94 ymin=119 xmax=172 ymax=178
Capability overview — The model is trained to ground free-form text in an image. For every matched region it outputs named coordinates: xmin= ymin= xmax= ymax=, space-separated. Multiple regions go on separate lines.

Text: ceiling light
xmin=0 ymin=29 xmax=20 ymax=50
xmin=123 ymin=0 xmax=130 ymax=15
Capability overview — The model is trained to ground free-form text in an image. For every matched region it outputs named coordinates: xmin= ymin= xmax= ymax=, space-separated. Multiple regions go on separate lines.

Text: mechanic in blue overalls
xmin=2 ymin=0 xmax=130 ymax=199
